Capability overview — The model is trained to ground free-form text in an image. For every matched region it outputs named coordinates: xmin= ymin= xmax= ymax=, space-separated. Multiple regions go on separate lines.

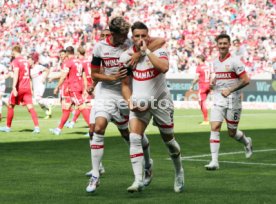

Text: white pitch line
xmin=185 ymin=158 xmax=276 ymax=167
xmin=181 ymin=149 xmax=276 ymax=159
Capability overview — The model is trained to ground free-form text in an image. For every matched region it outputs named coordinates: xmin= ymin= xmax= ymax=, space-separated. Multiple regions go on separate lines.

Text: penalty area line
xmin=180 ymin=149 xmax=276 ymax=159
xmin=184 ymin=158 xmax=276 ymax=167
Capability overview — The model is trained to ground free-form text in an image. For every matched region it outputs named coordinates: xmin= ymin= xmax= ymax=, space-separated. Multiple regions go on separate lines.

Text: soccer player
xmin=49 ymin=46 xmax=90 ymax=135
xmin=86 ymin=17 xmax=165 ymax=193
xmin=190 ymin=54 xmax=211 ymax=125
xmin=121 ymin=21 xmax=184 ymax=193
xmin=65 ymin=47 xmax=93 ymax=129
xmin=28 ymin=53 xmax=51 ymax=119
xmin=0 ymin=45 xmax=40 ymax=133
xmin=205 ymin=34 xmax=253 ymax=170
xmin=85 ymin=29 xmax=111 ymax=177
xmin=0 ymin=63 xmax=9 ymax=121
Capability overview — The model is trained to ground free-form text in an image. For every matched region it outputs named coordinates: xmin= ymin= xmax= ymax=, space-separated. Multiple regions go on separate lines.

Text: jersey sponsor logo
xmin=132 ymin=68 xmax=160 ymax=81
xmin=103 ymin=58 xmax=119 ymax=68
xmin=215 ymin=72 xmax=238 ymax=79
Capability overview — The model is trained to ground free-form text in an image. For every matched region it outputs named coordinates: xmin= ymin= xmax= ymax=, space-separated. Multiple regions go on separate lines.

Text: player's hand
xmin=87 ymin=86 xmax=94 ymax=95
xmin=118 ymin=65 xmax=128 ymax=79
xmin=53 ymin=87 xmax=59 ymax=95
xmin=189 ymin=86 xmax=193 ymax=91
xmin=82 ymin=90 xmax=88 ymax=99
xmin=140 ymin=40 xmax=147 ymax=53
xmin=221 ymin=88 xmax=231 ymax=97
xmin=129 ymin=52 xmax=140 ymax=66
xmin=12 ymin=88 xmax=18 ymax=97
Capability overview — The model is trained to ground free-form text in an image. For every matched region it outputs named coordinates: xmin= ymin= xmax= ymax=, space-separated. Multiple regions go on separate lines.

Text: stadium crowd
xmin=0 ymin=0 xmax=275 ymax=77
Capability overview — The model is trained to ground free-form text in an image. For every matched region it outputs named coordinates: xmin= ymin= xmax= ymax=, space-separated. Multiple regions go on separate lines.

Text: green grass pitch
xmin=0 ymin=107 xmax=276 ymax=204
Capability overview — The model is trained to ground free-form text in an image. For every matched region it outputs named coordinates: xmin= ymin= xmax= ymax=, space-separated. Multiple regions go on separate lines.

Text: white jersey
xmin=120 ymin=46 xmax=170 ymax=102
xmin=0 ymin=64 xmax=8 ymax=84
xmin=91 ymin=37 xmax=131 ymax=93
xmin=212 ymin=53 xmax=246 ymax=109
xmin=30 ymin=64 xmax=47 ymax=80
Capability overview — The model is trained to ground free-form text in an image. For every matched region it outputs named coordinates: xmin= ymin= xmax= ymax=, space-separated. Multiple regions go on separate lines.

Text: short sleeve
xmin=154 ymin=48 xmax=169 ymax=60
xmin=233 ymin=57 xmax=246 ymax=76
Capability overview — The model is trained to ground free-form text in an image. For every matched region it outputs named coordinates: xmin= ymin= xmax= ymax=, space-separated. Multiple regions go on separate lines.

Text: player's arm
xmin=42 ymin=67 xmax=50 ymax=83
xmin=222 ymin=73 xmax=250 ymax=97
xmin=147 ymin=37 xmax=166 ymax=52
xmin=54 ymin=70 xmax=68 ymax=95
xmin=140 ymin=40 xmax=169 ymax=73
xmin=221 ymin=60 xmax=250 ymax=97
xmin=91 ymin=56 xmax=123 ymax=81
xmin=121 ymin=76 xmax=134 ymax=109
xmin=190 ymin=74 xmax=199 ymax=91
xmin=12 ymin=68 xmax=19 ymax=96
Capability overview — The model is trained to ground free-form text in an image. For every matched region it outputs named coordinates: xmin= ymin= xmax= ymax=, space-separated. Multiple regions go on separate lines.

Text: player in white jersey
xmin=85 ymin=29 xmax=111 ymax=177
xmin=121 ymin=22 xmax=184 ymax=193
xmin=86 ymin=17 xmax=165 ymax=193
xmin=28 ymin=53 xmax=51 ymax=119
xmin=205 ymin=34 xmax=252 ymax=170
xmin=0 ymin=63 xmax=9 ymax=121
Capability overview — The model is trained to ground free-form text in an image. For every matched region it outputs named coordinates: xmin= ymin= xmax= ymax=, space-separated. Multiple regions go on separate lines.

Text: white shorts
xmin=129 ymin=95 xmax=174 ymax=134
xmin=93 ymin=89 xmax=129 ymax=130
xmin=210 ymin=105 xmax=241 ymax=129
xmin=0 ymin=83 xmax=5 ymax=94
xmin=33 ymin=82 xmax=46 ymax=99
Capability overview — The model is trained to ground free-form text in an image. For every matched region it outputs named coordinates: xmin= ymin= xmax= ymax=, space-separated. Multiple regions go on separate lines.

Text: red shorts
xmin=198 ymin=84 xmax=210 ymax=101
xmin=69 ymin=91 xmax=84 ymax=106
xmin=9 ymin=89 xmax=33 ymax=105
xmin=60 ymin=87 xmax=71 ymax=103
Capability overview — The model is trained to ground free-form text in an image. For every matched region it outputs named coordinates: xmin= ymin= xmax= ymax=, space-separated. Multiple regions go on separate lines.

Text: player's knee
xmin=94 ymin=125 xmax=105 ymax=135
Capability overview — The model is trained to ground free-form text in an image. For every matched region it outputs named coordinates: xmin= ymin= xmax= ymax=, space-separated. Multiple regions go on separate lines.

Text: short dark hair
xmin=215 ymin=34 xmax=231 ymax=43
xmin=131 ymin=21 xmax=148 ymax=32
xmin=59 ymin=49 xmax=66 ymax=53
xmin=66 ymin=46 xmax=74 ymax=55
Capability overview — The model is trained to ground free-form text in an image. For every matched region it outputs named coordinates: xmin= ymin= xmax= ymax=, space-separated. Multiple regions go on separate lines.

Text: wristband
xmin=145 ymin=49 xmax=151 ymax=55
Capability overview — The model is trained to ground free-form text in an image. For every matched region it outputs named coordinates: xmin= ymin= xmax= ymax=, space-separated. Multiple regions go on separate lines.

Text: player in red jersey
xmin=65 ymin=46 xmax=93 ymax=129
xmin=49 ymin=46 xmax=90 ymax=135
xmin=190 ymin=55 xmax=211 ymax=125
xmin=0 ymin=45 xmax=40 ymax=133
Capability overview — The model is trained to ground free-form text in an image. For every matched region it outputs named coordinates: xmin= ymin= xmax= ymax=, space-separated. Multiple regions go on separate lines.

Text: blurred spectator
xmin=0 ymin=0 xmax=275 ymax=78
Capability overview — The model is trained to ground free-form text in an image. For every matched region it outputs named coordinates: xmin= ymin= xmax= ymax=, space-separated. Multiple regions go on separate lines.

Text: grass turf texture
xmin=0 ymin=107 xmax=276 ymax=204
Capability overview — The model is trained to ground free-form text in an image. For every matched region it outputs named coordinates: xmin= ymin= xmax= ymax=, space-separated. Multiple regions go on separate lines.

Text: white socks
xmin=165 ymin=138 xmax=183 ymax=175
xmin=91 ymin=133 xmax=104 ymax=178
xmin=129 ymin=133 xmax=144 ymax=182
xmin=234 ymin=129 xmax=249 ymax=145
xmin=142 ymin=134 xmax=151 ymax=169
xmin=210 ymin=131 xmax=220 ymax=163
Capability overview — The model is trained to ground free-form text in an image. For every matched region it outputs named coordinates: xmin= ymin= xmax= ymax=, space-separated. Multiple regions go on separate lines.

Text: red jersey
xmin=80 ymin=58 xmax=93 ymax=86
xmin=60 ymin=61 xmax=69 ymax=91
xmin=196 ymin=64 xmax=211 ymax=85
xmin=11 ymin=56 xmax=31 ymax=89
xmin=63 ymin=57 xmax=84 ymax=92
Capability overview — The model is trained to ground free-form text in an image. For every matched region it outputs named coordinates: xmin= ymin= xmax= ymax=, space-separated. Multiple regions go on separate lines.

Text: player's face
xmin=100 ymin=30 xmax=111 ymax=41
xmin=217 ymin=38 xmax=230 ymax=56
xmin=132 ymin=29 xmax=149 ymax=48
xmin=112 ymin=32 xmax=128 ymax=46
xmin=60 ymin=52 xmax=66 ymax=61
